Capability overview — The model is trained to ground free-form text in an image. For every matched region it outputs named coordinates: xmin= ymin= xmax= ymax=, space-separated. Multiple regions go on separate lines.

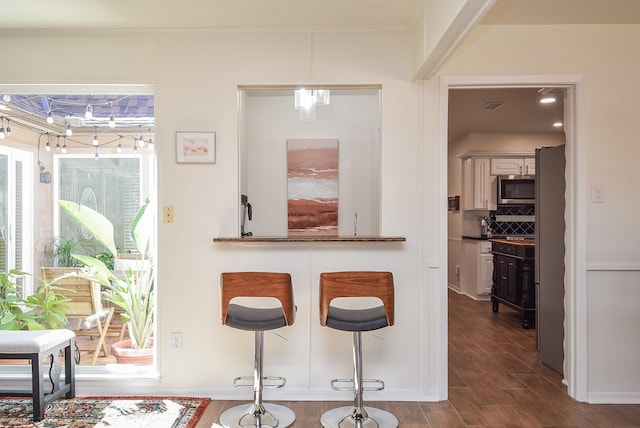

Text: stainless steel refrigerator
xmin=535 ymin=145 xmax=566 ymax=375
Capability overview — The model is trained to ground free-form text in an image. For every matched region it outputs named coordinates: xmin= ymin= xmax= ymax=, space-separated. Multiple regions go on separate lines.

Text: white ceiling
xmin=448 ymin=88 xmax=565 ymax=143
xmin=2 ymin=0 xmax=640 ymax=31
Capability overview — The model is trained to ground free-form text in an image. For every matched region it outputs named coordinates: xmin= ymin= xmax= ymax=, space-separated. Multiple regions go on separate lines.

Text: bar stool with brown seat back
xmin=219 ymin=272 xmax=296 ymax=428
xmin=319 ymin=271 xmax=398 ymax=428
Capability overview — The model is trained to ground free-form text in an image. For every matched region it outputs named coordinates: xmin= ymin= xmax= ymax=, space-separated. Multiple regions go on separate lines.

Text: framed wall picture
xmin=176 ymin=132 xmax=216 ymax=163
xmin=286 ymin=138 xmax=339 ymax=236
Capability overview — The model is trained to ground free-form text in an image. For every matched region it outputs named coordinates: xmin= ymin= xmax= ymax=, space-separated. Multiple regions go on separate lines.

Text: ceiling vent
xmin=480 ymin=101 xmax=505 ymax=111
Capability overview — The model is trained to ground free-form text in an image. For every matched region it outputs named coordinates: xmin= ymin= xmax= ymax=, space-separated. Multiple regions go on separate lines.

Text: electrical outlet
xmin=170 ymin=332 xmax=183 ymax=350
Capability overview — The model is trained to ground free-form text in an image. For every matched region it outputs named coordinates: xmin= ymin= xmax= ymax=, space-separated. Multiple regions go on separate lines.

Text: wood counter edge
xmin=213 ymin=236 xmax=406 ymax=243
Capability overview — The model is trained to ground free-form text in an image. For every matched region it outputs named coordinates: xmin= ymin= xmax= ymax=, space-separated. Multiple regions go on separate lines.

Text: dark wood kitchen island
xmin=489 ymin=239 xmax=536 ymax=329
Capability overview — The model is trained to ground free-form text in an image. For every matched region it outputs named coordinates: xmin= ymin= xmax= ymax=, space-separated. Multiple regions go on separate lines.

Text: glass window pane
xmin=57 ymin=157 xmax=141 ymax=258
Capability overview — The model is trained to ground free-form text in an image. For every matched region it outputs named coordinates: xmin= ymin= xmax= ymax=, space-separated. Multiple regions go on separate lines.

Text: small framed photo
xmin=176 ymin=132 xmax=216 ymax=163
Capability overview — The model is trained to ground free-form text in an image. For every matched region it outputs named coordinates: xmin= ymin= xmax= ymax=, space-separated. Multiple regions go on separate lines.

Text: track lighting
xmin=47 ymin=111 xmax=54 ymax=124
xmin=66 ymin=123 xmax=72 ymax=136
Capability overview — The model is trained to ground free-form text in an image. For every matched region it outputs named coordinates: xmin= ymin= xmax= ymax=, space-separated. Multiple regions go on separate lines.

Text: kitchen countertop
xmin=489 ymin=238 xmax=536 ymax=247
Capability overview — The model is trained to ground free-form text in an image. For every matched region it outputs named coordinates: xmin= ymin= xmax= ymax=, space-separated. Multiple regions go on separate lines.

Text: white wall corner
xmin=413 ymin=0 xmax=496 ymax=80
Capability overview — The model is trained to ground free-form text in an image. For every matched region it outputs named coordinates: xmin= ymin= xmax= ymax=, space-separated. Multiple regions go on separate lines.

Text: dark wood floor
xmin=196 ymin=289 xmax=640 ymax=427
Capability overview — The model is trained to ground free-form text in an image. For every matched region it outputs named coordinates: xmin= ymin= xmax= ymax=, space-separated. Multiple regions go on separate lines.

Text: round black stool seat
xmin=224 ymin=304 xmax=287 ymax=331
xmin=326 ymin=305 xmax=388 ymax=332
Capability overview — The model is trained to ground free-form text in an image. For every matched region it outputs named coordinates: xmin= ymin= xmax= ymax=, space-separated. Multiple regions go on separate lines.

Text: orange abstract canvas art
xmin=287 ymin=139 xmax=339 ymax=236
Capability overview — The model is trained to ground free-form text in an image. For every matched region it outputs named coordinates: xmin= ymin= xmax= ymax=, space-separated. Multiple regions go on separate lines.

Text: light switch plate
xmin=591 ymin=185 xmax=605 ymax=203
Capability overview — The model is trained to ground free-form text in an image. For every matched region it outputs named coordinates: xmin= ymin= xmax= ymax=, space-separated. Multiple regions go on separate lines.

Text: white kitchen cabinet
xmin=461 ymin=239 xmax=493 ymax=298
xmin=524 ymin=158 xmax=536 ymax=175
xmin=490 ymin=157 xmax=535 ymax=176
xmin=464 ymin=158 xmax=497 ymax=210
xmin=478 ymin=242 xmax=493 ymax=295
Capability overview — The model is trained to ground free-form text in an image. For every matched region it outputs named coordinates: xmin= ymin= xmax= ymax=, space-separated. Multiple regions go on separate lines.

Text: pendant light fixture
xmin=293 ymin=88 xmax=330 ymax=121
xmin=313 ymin=89 xmax=330 ymax=105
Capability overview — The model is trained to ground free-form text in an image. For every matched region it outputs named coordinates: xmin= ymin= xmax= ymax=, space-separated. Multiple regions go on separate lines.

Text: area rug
xmin=0 ymin=396 xmax=210 ymax=428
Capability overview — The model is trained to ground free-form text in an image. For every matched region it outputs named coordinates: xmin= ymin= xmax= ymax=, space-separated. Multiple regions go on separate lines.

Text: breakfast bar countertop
xmin=213 ymin=235 xmax=406 ymax=243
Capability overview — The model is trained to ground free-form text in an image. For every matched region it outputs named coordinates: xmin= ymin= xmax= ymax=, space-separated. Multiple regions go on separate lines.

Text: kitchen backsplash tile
xmin=491 ymin=205 xmax=535 ymax=236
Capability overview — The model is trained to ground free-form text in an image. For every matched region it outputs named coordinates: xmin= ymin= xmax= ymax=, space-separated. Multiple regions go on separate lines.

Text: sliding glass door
xmin=0 ymin=146 xmax=33 ymax=294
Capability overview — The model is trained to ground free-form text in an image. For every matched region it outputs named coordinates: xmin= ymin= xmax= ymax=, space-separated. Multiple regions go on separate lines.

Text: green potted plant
xmin=58 ymin=198 xmax=154 ymax=363
xmin=0 ymin=269 xmax=70 ymax=330
xmin=41 ymin=236 xmax=82 ymax=268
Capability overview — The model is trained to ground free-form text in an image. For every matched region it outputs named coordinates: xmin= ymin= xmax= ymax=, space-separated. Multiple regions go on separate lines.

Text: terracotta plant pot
xmin=110 ymin=339 xmax=153 ymax=364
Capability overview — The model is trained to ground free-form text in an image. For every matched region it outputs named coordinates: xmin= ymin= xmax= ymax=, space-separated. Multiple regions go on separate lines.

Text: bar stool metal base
xmin=321 ymin=406 xmax=398 ymax=428
xmin=220 ymin=402 xmax=296 ymax=428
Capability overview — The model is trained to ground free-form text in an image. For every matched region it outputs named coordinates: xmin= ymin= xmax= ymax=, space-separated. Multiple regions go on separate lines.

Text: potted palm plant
xmin=0 ymin=269 xmax=70 ymax=331
xmin=57 ymin=198 xmax=154 ymax=364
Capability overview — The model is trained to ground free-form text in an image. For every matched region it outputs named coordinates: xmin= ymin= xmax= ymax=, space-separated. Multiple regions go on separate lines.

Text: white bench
xmin=0 ymin=329 xmax=76 ymax=421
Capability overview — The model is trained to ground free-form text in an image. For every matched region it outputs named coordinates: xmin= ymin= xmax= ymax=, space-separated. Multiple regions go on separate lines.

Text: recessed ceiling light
xmin=540 ymin=97 xmax=556 ymax=104
xmin=553 ymin=122 xmax=563 ymax=128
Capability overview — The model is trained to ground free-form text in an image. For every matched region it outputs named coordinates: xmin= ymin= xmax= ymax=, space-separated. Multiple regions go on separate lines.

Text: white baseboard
xmin=587 ymin=391 xmax=640 ymax=404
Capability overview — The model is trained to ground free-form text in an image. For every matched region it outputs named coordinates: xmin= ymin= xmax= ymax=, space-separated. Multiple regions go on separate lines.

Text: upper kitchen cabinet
xmin=463 ymin=158 xmax=497 ymax=210
xmin=491 ymin=157 xmax=535 ymax=176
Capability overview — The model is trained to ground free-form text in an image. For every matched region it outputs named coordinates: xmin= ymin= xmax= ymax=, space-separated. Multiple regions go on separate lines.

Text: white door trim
xmin=439 ymin=74 xmax=588 ymax=402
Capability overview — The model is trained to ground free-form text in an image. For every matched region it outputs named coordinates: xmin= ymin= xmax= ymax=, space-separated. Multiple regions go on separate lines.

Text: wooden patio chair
xmin=41 ymin=267 xmax=114 ymax=365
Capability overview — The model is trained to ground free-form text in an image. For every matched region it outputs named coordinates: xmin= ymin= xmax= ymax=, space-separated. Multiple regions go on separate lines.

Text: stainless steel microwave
xmin=497 ymin=175 xmax=535 ymax=205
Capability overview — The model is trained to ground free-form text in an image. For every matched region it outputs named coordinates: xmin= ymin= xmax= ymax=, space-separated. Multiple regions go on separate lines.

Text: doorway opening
xmin=441 ymin=76 xmax=586 ymax=402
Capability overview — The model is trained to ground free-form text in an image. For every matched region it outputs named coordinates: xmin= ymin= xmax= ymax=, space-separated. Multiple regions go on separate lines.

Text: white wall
xmin=0 ymin=29 xmax=430 ymax=400
xmin=437 ymin=24 xmax=640 ymax=402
